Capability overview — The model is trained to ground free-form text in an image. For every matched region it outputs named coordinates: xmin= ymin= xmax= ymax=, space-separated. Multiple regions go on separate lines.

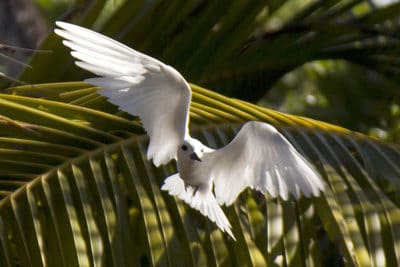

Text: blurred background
xmin=1 ymin=2 xmax=400 ymax=266
xmin=1 ymin=0 xmax=399 ymax=144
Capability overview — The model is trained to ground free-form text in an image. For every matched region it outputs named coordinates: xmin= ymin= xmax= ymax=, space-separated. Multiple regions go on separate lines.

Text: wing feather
xmin=202 ymin=121 xmax=324 ymax=205
xmin=55 ymin=21 xmax=191 ymax=165
xmin=161 ymin=173 xmax=235 ymax=239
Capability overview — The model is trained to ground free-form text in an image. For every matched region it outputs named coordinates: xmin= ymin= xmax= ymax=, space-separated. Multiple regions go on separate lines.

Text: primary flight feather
xmin=55 ymin=21 xmax=324 ymax=240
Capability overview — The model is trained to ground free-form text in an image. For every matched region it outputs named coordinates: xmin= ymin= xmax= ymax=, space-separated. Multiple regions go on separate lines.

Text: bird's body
xmin=55 ymin=21 xmax=325 ymax=240
xmin=177 ymin=137 xmax=213 ymax=190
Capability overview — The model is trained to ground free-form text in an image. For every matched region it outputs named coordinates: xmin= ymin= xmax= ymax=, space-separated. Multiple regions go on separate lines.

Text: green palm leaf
xmin=18 ymin=1 xmax=400 ymax=102
xmin=1 ymin=1 xmax=399 ymax=266
xmin=0 ymin=82 xmax=399 ymax=266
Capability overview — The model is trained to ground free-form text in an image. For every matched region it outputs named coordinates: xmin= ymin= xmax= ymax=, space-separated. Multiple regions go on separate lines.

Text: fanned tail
xmin=161 ymin=173 xmax=235 ymax=240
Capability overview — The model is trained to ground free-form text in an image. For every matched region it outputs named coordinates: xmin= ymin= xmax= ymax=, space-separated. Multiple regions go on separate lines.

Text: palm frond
xmin=16 ymin=1 xmax=400 ymax=102
xmin=0 ymin=82 xmax=399 ymax=266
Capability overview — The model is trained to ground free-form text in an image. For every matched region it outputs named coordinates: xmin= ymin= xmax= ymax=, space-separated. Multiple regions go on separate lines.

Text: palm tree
xmin=1 ymin=1 xmax=400 ymax=266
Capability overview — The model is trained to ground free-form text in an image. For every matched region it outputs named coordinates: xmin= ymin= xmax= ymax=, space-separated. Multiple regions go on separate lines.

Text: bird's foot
xmin=184 ymin=183 xmax=199 ymax=197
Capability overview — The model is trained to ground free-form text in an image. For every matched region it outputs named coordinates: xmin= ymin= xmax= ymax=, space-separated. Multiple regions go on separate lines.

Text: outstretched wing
xmin=55 ymin=21 xmax=191 ymax=166
xmin=202 ymin=121 xmax=324 ymax=205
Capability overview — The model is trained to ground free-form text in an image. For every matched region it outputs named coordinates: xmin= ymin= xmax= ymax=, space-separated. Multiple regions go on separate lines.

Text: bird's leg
xmin=192 ymin=186 xmax=199 ymax=196
xmin=184 ymin=181 xmax=199 ymax=197
xmin=184 ymin=181 xmax=189 ymax=191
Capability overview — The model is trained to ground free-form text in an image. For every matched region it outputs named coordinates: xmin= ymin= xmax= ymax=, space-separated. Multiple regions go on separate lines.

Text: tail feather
xmin=161 ymin=173 xmax=235 ymax=240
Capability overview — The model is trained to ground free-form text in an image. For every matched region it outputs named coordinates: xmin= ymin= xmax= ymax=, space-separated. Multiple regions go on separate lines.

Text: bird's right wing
xmin=55 ymin=21 xmax=191 ymax=166
xmin=202 ymin=121 xmax=324 ymax=205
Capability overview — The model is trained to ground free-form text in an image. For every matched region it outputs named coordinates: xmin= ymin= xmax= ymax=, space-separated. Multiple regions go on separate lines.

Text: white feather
xmin=55 ymin=21 xmax=191 ymax=166
xmin=161 ymin=174 xmax=235 ymax=240
xmin=56 ymin=22 xmax=325 ymax=240
xmin=201 ymin=121 xmax=324 ymax=205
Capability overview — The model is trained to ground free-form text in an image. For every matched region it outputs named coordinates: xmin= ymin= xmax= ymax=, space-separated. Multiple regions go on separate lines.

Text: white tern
xmin=55 ymin=21 xmax=324 ymax=240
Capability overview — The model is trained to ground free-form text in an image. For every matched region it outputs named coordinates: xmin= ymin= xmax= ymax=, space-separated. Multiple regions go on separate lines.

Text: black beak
xmin=190 ymin=152 xmax=202 ymax=162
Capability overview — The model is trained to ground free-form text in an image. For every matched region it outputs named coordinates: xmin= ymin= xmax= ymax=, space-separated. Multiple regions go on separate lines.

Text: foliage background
xmin=0 ymin=0 xmax=400 ymax=266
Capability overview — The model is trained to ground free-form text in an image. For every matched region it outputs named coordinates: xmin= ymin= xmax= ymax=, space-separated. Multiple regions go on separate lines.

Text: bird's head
xmin=179 ymin=138 xmax=205 ymax=162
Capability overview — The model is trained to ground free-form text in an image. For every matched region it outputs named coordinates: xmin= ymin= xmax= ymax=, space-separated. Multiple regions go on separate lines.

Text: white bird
xmin=55 ymin=21 xmax=324 ymax=240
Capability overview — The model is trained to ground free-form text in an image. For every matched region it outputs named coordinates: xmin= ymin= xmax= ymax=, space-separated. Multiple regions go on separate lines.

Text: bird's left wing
xmin=202 ymin=121 xmax=324 ymax=205
xmin=55 ymin=21 xmax=191 ymax=166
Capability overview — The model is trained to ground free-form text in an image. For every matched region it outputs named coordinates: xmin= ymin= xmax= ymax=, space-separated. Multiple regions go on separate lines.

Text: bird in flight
xmin=55 ymin=21 xmax=324 ymax=240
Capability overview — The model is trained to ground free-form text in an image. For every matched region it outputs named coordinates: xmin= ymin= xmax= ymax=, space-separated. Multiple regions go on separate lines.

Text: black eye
xmin=181 ymin=145 xmax=188 ymax=151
